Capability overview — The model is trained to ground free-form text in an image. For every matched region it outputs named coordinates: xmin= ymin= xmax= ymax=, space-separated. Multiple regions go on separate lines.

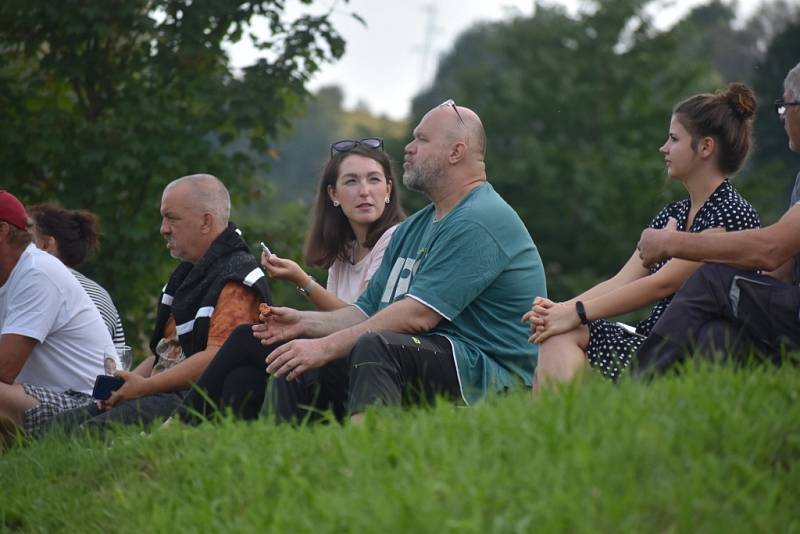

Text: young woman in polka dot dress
xmin=525 ymin=83 xmax=761 ymax=386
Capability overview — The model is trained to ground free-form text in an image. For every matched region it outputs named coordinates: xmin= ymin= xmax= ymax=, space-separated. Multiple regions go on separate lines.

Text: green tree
xmin=0 ymin=0 xmax=348 ymax=343
xmin=257 ymin=85 xmax=408 ymax=204
xmin=670 ymin=0 xmax=799 ymax=87
xmin=636 ymin=1 xmax=800 ymax=223
xmin=410 ymin=0 xmax=715 ymax=305
xmin=739 ymin=19 xmax=800 ymax=222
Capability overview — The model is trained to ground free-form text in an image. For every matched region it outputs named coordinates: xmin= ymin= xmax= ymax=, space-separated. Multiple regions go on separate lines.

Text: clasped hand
xmin=637 ymin=217 xmax=678 ymax=267
xmin=265 ymin=338 xmax=330 ymax=381
xmin=522 ymin=296 xmax=580 ymax=344
xmin=252 ymin=305 xmax=328 ymax=380
xmin=99 ymin=371 xmax=149 ymax=411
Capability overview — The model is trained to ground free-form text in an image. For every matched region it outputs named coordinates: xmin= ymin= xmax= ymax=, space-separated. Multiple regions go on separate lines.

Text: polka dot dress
xmin=586 ymin=180 xmax=761 ymax=381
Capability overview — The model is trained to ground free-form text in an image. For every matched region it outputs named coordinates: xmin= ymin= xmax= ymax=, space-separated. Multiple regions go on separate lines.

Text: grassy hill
xmin=2 ymin=363 xmax=798 ymax=533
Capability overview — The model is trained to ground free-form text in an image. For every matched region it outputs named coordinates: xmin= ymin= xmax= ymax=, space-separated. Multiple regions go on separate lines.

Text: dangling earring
xmin=333 ymin=200 xmax=340 ymax=207
xmin=384 ymin=197 xmax=390 ymax=204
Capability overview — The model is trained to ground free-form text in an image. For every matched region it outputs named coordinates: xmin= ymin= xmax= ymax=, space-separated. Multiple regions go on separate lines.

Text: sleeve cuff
xmin=405 ymin=294 xmax=453 ymax=322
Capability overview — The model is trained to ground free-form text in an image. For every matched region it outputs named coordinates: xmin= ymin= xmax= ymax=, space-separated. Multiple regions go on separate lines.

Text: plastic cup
xmin=116 ymin=345 xmax=133 ymax=371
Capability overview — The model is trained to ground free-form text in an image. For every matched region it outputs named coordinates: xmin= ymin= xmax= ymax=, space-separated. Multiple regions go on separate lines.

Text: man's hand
xmin=265 ymin=338 xmax=332 ymax=381
xmin=638 ymin=217 xmax=678 ymax=267
xmin=253 ymin=306 xmax=305 ymax=345
xmin=103 ymin=371 xmax=151 ymax=409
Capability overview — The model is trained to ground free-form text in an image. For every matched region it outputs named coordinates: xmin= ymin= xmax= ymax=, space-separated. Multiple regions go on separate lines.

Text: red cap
xmin=0 ymin=190 xmax=29 ymax=230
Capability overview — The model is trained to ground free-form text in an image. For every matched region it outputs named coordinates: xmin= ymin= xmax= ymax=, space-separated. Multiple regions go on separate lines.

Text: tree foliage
xmin=259 ymin=85 xmax=409 ymax=203
xmin=407 ymin=0 xmax=799 ymax=307
xmin=410 ymin=0 xmax=715 ymax=302
xmin=741 ymin=19 xmax=800 ymax=221
xmin=0 ymin=0 xmax=347 ymax=342
xmin=670 ymin=1 xmax=800 ymax=223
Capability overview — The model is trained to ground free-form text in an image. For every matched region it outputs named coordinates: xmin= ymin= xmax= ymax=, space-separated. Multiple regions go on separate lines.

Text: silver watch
xmin=297 ymin=275 xmax=316 ymax=296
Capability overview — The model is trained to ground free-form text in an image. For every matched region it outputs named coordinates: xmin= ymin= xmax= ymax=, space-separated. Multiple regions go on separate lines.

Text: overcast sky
xmin=227 ymin=0 xmax=761 ymax=121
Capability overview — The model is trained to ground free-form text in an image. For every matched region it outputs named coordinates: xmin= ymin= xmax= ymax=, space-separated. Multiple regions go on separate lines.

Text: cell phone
xmin=260 ymin=241 xmax=273 ymax=256
xmin=92 ymin=375 xmax=125 ymax=400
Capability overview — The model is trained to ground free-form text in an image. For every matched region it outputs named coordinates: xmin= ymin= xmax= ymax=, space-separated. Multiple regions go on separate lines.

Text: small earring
xmin=385 ymin=197 xmax=390 ymax=204
xmin=333 ymin=200 xmax=340 ymax=207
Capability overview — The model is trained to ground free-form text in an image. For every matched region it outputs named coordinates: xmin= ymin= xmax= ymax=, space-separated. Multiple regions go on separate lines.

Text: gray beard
xmin=403 ymin=164 xmax=442 ymax=193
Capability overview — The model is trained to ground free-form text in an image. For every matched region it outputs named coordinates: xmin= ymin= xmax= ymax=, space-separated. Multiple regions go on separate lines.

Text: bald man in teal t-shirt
xmin=353 ymin=182 xmax=544 ymax=404
xmin=254 ymin=101 xmax=546 ymax=420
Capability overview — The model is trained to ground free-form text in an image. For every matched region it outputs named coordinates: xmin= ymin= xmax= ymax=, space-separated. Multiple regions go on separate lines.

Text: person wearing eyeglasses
xmin=634 ymin=62 xmax=800 ymax=373
xmin=526 ymin=83 xmax=761 ymax=388
xmin=261 ymin=138 xmax=405 ymax=310
xmin=173 ymin=100 xmax=546 ymax=424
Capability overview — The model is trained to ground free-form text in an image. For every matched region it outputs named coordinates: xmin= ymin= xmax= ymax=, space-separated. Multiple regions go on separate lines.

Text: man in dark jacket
xmin=52 ymin=174 xmax=270 ymax=431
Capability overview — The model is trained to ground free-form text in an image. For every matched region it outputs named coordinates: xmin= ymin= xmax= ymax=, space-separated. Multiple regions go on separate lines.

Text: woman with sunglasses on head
xmin=28 ymin=203 xmax=126 ymax=347
xmin=263 ymin=137 xmax=406 ymax=309
xmin=525 ymin=83 xmax=761 ymax=388
xmin=165 ymin=138 xmax=405 ymax=424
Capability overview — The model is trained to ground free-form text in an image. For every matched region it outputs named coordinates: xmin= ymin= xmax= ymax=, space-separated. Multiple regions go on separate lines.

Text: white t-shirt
xmin=0 ymin=244 xmax=114 ymax=394
xmin=326 ymin=225 xmax=398 ymax=304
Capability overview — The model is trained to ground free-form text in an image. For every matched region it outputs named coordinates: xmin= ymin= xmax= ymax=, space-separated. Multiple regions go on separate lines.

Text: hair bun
xmin=72 ymin=209 xmax=100 ymax=250
xmin=724 ymin=83 xmax=757 ymax=119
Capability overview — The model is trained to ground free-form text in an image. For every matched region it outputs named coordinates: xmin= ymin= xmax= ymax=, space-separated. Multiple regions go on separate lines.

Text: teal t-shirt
xmin=354 ymin=183 xmax=547 ymax=404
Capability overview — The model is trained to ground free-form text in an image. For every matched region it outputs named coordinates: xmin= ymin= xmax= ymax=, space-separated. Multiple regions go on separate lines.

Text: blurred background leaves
xmin=1 ymin=0 xmax=798 ymax=345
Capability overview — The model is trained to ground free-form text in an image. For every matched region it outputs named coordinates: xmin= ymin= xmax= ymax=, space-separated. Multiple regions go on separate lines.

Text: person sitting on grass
xmin=174 ymin=101 xmax=547 ymax=424
xmin=0 ymin=190 xmax=113 ymax=447
xmin=263 ymin=138 xmax=405 ymax=309
xmin=525 ymin=83 xmax=761 ymax=388
xmin=634 ymin=61 xmax=800 ymax=373
xmin=28 ymin=203 xmax=126 ymax=347
xmin=47 ymin=174 xmax=270 ymax=433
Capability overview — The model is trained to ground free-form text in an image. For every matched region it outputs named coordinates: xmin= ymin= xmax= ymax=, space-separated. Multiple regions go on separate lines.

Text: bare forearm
xmin=133 ymin=356 xmax=155 ymax=377
xmin=301 ymin=306 xmax=367 ymax=338
xmin=667 ymin=230 xmax=789 ymax=271
xmin=573 ymin=276 xmax=629 ymax=304
xmin=0 ymin=359 xmax=21 ymax=384
xmin=143 ymin=346 xmax=219 ymax=393
xmin=305 ymin=284 xmax=350 ymax=311
xmin=319 ymin=298 xmax=441 ymax=360
xmin=766 ymin=258 xmax=795 ymax=283
xmin=571 ymin=252 xmax=649 ymax=305
xmin=271 ymin=262 xmax=350 ymax=311
xmin=584 ymin=255 xmax=703 ymax=321
xmin=584 ymin=277 xmax=671 ymax=321
xmin=0 ymin=334 xmax=37 ymax=384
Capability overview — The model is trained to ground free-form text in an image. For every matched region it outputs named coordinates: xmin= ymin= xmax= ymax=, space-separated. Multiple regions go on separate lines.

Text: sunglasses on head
xmin=330 ymin=137 xmax=384 ymax=158
xmin=438 ymin=98 xmax=465 ymax=126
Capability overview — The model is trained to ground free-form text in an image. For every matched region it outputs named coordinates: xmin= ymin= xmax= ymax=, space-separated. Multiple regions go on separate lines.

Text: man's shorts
xmin=21 ymin=383 xmax=93 ymax=437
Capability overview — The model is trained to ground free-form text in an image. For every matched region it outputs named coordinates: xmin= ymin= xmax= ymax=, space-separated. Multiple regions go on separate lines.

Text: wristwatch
xmin=575 ymin=301 xmax=589 ymax=325
xmin=297 ymin=275 xmax=316 ymax=296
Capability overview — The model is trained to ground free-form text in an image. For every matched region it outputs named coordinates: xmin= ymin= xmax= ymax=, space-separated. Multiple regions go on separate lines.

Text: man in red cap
xmin=0 ymin=190 xmax=113 ymax=447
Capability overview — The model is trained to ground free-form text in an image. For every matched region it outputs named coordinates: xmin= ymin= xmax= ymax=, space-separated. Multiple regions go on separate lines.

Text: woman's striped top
xmin=70 ymin=269 xmax=125 ymax=346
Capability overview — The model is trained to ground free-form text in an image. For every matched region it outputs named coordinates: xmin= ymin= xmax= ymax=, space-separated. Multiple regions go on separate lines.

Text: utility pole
xmin=416 ymin=3 xmax=439 ymax=88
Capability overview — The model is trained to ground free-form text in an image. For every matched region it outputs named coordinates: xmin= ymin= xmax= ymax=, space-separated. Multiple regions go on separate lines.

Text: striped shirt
xmin=70 ymin=269 xmax=125 ymax=346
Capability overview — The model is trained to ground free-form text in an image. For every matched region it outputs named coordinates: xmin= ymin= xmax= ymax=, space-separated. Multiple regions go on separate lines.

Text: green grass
xmin=2 ymin=364 xmax=799 ymax=533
